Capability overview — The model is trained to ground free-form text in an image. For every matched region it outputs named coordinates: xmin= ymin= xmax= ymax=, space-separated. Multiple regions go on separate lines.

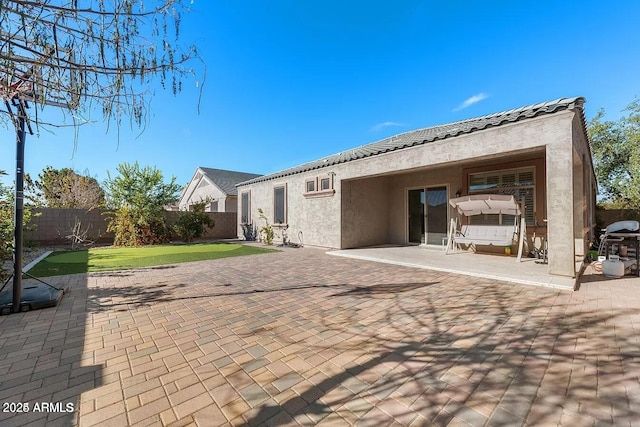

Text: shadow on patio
xmin=81 ymin=281 xmax=439 ymax=312
xmin=239 ymin=281 xmax=639 ymax=426
xmin=3 ymin=247 xmax=636 ymax=425
xmin=0 ymin=271 xmax=102 ymax=426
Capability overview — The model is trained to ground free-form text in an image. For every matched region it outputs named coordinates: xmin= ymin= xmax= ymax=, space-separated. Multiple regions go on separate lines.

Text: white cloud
xmin=371 ymin=121 xmax=403 ymax=132
xmin=453 ymin=93 xmax=489 ymax=111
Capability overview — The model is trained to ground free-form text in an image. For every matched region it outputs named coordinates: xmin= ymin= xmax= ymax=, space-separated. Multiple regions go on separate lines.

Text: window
xmin=274 ymin=185 xmax=287 ymax=224
xmin=320 ymin=177 xmax=331 ymax=191
xmin=468 ymin=168 xmax=535 ymax=225
xmin=306 ymin=179 xmax=316 ymax=193
xmin=304 ymin=174 xmax=334 ymax=197
xmin=241 ymin=192 xmax=250 ymax=224
xmin=209 ymin=201 xmax=218 ymax=212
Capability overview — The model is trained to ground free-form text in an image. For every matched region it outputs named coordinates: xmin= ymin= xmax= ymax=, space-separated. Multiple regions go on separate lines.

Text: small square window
xmin=303 ymin=175 xmax=335 ymax=198
xmin=320 ymin=177 xmax=331 ymax=190
xmin=306 ymin=180 xmax=315 ymax=193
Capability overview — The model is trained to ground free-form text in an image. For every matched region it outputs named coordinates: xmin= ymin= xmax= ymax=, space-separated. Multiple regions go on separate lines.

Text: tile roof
xmin=199 ymin=168 xmax=262 ymax=195
xmin=237 ymin=97 xmax=587 ymax=186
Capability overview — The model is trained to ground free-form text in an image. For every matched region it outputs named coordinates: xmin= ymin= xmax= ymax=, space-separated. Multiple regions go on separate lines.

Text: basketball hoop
xmin=0 ymin=46 xmax=80 ymax=110
xmin=0 ymin=76 xmax=35 ymax=102
xmin=0 ymin=44 xmax=78 ymax=313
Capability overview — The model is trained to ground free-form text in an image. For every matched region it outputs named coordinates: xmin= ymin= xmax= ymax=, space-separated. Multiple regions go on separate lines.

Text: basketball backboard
xmin=0 ymin=33 xmax=80 ymax=110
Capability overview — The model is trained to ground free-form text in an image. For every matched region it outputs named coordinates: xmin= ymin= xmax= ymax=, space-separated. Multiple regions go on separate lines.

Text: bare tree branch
xmin=0 ymin=0 xmax=203 ymax=135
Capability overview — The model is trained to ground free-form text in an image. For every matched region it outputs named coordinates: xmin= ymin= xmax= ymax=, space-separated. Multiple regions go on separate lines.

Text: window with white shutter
xmin=468 ymin=167 xmax=536 ymax=225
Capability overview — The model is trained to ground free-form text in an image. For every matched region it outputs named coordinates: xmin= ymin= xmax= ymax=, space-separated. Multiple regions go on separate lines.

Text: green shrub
xmin=258 ymin=208 xmax=274 ymax=245
xmin=0 ymin=197 xmax=13 ymax=263
xmin=104 ymin=162 xmax=180 ymax=247
xmin=107 ymin=207 xmax=171 ymax=246
xmin=1 ymin=176 xmax=39 ymax=279
xmin=174 ymin=202 xmax=214 ymax=242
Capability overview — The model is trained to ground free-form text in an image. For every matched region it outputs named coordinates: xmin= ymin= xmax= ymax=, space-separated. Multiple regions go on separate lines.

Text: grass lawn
xmin=28 ymin=242 xmax=277 ymax=277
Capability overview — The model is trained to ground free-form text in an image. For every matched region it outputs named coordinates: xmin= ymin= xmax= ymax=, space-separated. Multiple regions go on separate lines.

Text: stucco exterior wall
xmin=545 ymin=112 xmax=579 ymax=277
xmin=341 ymin=176 xmax=389 ymax=248
xmin=240 ymin=114 xmax=561 ymax=247
xmin=238 ymin=109 xmax=594 ymax=279
xmin=571 ymin=113 xmax=598 ymax=271
xmin=572 ymin=113 xmax=597 ymax=229
xmin=238 ymin=171 xmax=341 ymax=248
xmin=386 ymin=167 xmax=463 ymax=245
xmin=331 ymin=114 xmax=559 ymax=182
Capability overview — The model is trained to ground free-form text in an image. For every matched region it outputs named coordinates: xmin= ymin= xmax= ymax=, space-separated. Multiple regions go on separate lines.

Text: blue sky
xmin=1 ymin=1 xmax=639 ymax=188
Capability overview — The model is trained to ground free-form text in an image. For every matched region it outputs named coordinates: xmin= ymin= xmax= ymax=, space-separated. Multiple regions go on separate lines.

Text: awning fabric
xmin=449 ymin=194 xmax=521 ymax=217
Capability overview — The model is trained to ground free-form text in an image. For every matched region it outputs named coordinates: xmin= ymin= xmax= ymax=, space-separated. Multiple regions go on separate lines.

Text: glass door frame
xmin=406 ymin=184 xmax=451 ymax=246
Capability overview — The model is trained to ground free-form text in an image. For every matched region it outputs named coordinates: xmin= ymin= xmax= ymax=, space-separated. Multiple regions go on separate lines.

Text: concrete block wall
xmin=165 ymin=211 xmax=237 ymax=240
xmin=595 ymin=208 xmax=640 ymax=229
xmin=23 ymin=208 xmax=237 ymax=245
xmin=24 ymin=208 xmax=113 ymax=245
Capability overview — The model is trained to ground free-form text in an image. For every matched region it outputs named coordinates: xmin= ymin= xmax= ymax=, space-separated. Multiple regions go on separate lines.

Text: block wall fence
xmin=595 ymin=208 xmax=640 ymax=228
xmin=23 ymin=208 xmax=237 ymax=245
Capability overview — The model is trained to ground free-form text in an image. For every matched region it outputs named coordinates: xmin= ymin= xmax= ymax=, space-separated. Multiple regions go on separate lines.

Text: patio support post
xmin=545 ymin=112 xmax=576 ymax=277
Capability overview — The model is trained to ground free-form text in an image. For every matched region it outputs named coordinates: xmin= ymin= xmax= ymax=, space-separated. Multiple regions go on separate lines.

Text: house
xmin=236 ymin=97 xmax=597 ymax=280
xmin=178 ymin=167 xmax=262 ymax=212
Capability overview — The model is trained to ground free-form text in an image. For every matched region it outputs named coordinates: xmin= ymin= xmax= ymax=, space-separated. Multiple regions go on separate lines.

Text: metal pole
xmin=11 ymin=109 xmax=26 ymax=312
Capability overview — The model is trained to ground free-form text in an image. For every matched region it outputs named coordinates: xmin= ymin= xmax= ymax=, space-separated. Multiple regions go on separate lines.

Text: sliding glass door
xmin=408 ymin=186 xmax=448 ymax=245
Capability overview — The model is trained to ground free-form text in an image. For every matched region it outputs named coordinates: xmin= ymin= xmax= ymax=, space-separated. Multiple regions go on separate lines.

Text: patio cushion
xmin=454 ymin=225 xmax=517 ymax=246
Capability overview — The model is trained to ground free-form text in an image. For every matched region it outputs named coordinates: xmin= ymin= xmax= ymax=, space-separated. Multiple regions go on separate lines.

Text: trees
xmin=104 ymin=162 xmax=181 ymax=246
xmin=27 ymin=167 xmax=105 ymax=209
xmin=588 ymin=99 xmax=640 ymax=208
xmin=0 ymin=170 xmax=13 ymax=264
xmin=0 ymin=0 xmax=202 ymax=129
xmin=0 ymin=170 xmax=36 ymax=277
xmin=1 ymin=1 xmax=201 ymax=308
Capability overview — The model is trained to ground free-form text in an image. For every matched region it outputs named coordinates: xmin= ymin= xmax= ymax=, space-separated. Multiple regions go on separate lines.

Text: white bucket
xmin=602 ymin=259 xmax=625 ymax=278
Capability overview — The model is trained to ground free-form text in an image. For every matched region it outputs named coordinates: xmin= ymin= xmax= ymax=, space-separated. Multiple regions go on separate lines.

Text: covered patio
xmin=328 ymin=245 xmax=577 ymax=290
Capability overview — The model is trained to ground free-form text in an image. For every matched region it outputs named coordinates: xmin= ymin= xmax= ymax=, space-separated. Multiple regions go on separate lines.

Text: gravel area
xmin=1 ymin=246 xmax=60 ymax=281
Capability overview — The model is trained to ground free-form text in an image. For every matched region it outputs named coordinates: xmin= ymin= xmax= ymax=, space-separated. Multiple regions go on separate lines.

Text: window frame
xmin=273 ymin=184 xmax=287 ymax=225
xmin=467 ymin=167 xmax=535 ymax=225
xmin=320 ymin=177 xmax=331 ymax=191
xmin=240 ymin=191 xmax=251 ymax=224
xmin=304 ymin=174 xmax=335 ymax=198
xmin=305 ymin=178 xmax=317 ymax=193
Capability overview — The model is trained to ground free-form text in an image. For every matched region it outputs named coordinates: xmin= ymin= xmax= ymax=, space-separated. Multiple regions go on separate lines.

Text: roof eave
xmin=237 ymin=97 xmax=587 ymax=187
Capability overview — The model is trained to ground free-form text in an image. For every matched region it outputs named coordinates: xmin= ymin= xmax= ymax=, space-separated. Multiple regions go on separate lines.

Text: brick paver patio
xmin=0 ymin=246 xmax=639 ymax=426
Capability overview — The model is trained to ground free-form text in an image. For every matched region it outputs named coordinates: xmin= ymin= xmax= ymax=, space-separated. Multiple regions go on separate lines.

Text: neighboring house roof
xmin=179 ymin=168 xmax=263 ymax=206
xmin=195 ymin=167 xmax=262 ymax=196
xmin=238 ymin=97 xmax=588 ymax=186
